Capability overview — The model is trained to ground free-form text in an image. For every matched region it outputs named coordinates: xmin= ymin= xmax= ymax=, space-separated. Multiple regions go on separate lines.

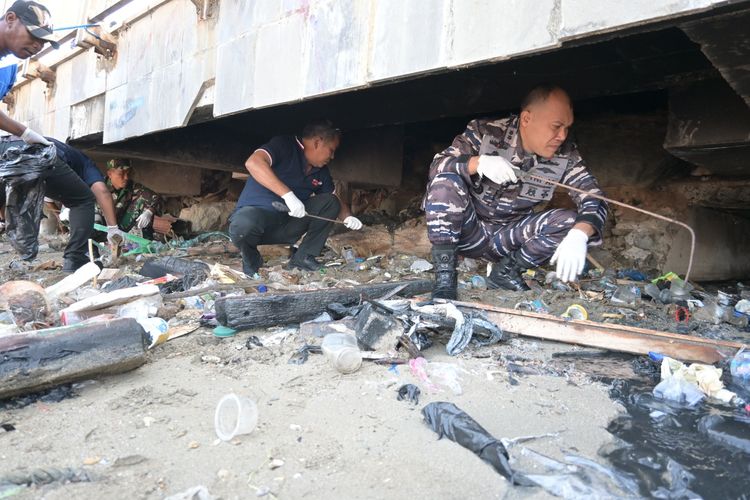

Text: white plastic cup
xmin=214 ymin=393 xmax=258 ymax=441
xmin=321 ymin=333 xmax=362 ymax=374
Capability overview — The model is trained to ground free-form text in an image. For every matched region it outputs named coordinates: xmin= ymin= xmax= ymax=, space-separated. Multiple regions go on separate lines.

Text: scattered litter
xmin=409 ymin=259 xmax=433 ymax=273
xmin=561 ymin=304 xmax=588 ymax=321
xmin=213 ymin=326 xmax=237 ymax=338
xmin=164 ymin=485 xmax=215 ymax=500
xmin=396 ymin=384 xmax=421 ymax=404
xmin=215 ymin=394 xmax=258 ymax=441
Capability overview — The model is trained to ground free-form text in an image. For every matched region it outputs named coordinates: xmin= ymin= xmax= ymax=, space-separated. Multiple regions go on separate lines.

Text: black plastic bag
xmin=0 ymin=143 xmax=58 ymax=260
xmin=421 ymin=402 xmax=536 ymax=486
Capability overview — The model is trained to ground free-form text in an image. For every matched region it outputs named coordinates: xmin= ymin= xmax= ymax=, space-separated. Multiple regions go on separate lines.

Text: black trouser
xmin=44 ymin=163 xmax=96 ymax=264
xmin=228 ymin=193 xmax=340 ymax=262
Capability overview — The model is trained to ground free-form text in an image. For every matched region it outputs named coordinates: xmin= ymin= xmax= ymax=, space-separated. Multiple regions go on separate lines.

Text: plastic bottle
xmin=321 ymin=333 xmax=362 ymax=374
xmin=730 ymin=348 xmax=750 ymax=387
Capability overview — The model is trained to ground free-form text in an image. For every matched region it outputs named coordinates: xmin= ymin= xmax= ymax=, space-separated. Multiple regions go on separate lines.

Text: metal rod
xmin=519 ymin=172 xmax=695 ymax=283
xmin=271 ymin=201 xmax=346 ymax=225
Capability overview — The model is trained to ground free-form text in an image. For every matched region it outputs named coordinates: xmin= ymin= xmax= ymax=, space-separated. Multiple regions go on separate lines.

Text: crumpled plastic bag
xmin=658 ymin=357 xmax=736 ymax=404
xmin=0 ymin=143 xmax=58 ymax=260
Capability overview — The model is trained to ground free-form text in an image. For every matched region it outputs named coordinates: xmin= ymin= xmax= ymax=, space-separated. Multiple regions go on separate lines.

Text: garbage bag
xmin=421 ymin=402 xmax=536 ymax=486
xmin=0 ymin=143 xmax=58 ymax=260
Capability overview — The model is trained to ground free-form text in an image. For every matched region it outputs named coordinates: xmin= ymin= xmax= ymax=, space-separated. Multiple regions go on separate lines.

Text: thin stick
xmin=87 ymin=239 xmax=97 ymax=287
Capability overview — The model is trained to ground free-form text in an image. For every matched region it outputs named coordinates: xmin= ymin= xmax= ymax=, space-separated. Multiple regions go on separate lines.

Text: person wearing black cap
xmin=0 ymin=0 xmax=59 ymax=145
xmin=0 ymin=136 xmax=122 ymax=272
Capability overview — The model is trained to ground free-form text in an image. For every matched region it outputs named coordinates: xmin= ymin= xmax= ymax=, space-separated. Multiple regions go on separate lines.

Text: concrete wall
xmin=2 ymin=0 xmax=739 ymax=145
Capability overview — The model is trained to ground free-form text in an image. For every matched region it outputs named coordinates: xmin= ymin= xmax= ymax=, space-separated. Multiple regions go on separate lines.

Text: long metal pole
xmin=519 ymin=172 xmax=696 ymax=283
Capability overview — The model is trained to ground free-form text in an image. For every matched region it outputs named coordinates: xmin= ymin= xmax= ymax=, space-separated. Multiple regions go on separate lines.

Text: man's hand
xmin=343 ymin=216 xmax=362 ymax=230
xmin=550 ymin=228 xmax=589 ymax=282
xmin=20 ymin=127 xmax=52 ymax=146
xmin=106 ymin=225 xmax=125 ymax=245
xmin=281 ymin=192 xmax=306 ymax=218
xmin=136 ymin=209 xmax=153 ymax=229
xmin=476 ymin=155 xmax=518 ymax=185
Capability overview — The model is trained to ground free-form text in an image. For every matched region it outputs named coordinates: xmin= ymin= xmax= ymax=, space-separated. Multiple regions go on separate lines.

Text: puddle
xmin=552 ymin=352 xmax=750 ymax=498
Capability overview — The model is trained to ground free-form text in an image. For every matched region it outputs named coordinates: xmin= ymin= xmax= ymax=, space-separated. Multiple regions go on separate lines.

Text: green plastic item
xmin=213 ymin=326 xmax=237 ymax=338
xmin=651 ymin=271 xmax=680 ymax=284
xmin=93 ymin=223 xmax=156 ymax=255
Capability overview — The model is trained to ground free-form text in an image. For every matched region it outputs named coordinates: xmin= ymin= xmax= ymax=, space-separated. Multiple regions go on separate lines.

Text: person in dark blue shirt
xmin=229 ymin=120 xmax=363 ymax=275
xmin=0 ymin=137 xmax=120 ymax=271
xmin=0 ymin=1 xmax=59 ymax=145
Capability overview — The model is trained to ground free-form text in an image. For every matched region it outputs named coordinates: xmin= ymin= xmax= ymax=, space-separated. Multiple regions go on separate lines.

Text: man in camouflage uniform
xmin=425 ymin=85 xmax=608 ymax=298
xmin=101 ymin=159 xmax=163 ymax=239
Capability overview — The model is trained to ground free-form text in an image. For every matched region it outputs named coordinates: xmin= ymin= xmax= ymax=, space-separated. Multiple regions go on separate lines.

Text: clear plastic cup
xmin=214 ymin=393 xmax=258 ymax=441
xmin=321 ymin=333 xmax=362 ymax=374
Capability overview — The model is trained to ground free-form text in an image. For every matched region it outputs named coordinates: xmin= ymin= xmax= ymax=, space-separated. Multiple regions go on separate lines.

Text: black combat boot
xmin=431 ymin=244 xmax=458 ymax=300
xmin=487 ymin=252 xmax=531 ymax=291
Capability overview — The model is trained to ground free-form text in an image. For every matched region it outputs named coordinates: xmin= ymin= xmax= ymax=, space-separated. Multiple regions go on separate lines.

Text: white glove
xmin=281 ymin=192 xmax=306 ymax=218
xmin=136 ymin=208 xmax=153 ymax=229
xmin=59 ymin=206 xmax=70 ymax=223
xmin=343 ymin=216 xmax=362 ymax=230
xmin=550 ymin=228 xmax=589 ymax=282
xmin=476 ymin=155 xmax=518 ymax=185
xmin=20 ymin=127 xmax=52 ymax=146
xmin=106 ymin=225 xmax=125 ymax=245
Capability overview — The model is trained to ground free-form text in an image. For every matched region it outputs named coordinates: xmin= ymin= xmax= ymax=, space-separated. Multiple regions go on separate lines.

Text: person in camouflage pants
xmin=100 ymin=159 xmax=163 ymax=239
xmin=425 ymin=85 xmax=608 ymax=298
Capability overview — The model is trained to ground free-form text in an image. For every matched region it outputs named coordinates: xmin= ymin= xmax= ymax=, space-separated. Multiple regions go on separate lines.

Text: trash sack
xmin=0 ymin=143 xmax=59 ymax=261
xmin=421 ymin=402 xmax=536 ymax=486
xmin=141 ymin=257 xmax=210 ymax=292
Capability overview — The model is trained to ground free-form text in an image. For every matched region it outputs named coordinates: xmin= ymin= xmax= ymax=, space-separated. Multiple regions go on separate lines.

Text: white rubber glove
xmin=281 ymin=191 xmax=306 ymax=218
xmin=59 ymin=206 xmax=70 ymax=223
xmin=136 ymin=208 xmax=153 ymax=229
xmin=343 ymin=216 xmax=362 ymax=230
xmin=476 ymin=155 xmax=518 ymax=185
xmin=106 ymin=225 xmax=125 ymax=245
xmin=550 ymin=228 xmax=589 ymax=282
xmin=20 ymin=127 xmax=52 ymax=146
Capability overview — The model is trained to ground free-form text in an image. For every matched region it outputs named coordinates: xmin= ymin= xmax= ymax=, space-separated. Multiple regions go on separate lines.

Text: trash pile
xmin=2 ymin=232 xmax=749 ymax=499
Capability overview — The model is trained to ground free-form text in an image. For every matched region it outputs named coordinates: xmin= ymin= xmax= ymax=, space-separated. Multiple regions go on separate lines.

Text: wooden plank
xmin=0 ymin=318 xmax=147 ymax=400
xmin=443 ymin=300 xmax=743 ymax=364
xmin=215 ymin=280 xmax=432 ymax=330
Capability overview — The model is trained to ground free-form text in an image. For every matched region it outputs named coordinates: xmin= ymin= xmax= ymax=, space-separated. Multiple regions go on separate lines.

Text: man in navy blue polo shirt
xmin=0 ymin=137 xmax=121 ymax=271
xmin=229 ymin=120 xmax=363 ymax=275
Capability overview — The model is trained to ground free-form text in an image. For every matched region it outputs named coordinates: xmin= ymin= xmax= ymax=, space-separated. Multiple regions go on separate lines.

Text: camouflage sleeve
xmin=559 ymin=146 xmax=608 ymax=244
xmin=428 ymin=119 xmax=484 ymax=184
xmin=133 ymin=184 xmax=162 ymax=213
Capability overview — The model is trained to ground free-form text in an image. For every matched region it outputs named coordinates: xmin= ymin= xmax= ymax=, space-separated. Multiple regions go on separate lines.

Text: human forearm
xmin=572 ymin=222 xmax=595 ymax=238
xmin=0 ymin=111 xmax=27 ymax=137
xmin=90 ymin=182 xmax=117 ymax=226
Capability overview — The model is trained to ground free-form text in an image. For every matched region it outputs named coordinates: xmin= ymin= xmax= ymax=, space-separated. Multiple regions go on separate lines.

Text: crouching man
xmin=229 ymin=120 xmax=362 ymax=275
xmin=425 ymin=85 xmax=608 ymax=299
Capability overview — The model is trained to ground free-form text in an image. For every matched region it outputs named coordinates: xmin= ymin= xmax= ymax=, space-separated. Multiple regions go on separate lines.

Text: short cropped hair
xmin=301 ymin=120 xmax=341 ymax=142
xmin=520 ymin=84 xmax=571 ymax=111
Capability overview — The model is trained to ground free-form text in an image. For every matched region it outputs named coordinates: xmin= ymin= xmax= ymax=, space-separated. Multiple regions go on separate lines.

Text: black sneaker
xmin=62 ymin=257 xmax=90 ymax=273
xmin=287 ymin=253 xmax=323 ymax=272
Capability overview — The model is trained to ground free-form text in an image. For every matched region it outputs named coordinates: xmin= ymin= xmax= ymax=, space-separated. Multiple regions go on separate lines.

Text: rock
xmin=178 ymin=202 xmax=235 ymax=232
xmin=269 ymin=458 xmax=284 ymax=470
xmin=0 ymin=280 xmax=51 ymax=326
xmin=409 ymin=259 xmax=433 ymax=273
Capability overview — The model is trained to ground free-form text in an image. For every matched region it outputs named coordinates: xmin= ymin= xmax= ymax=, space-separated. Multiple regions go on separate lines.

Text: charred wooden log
xmin=0 ymin=318 xmax=147 ymax=400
